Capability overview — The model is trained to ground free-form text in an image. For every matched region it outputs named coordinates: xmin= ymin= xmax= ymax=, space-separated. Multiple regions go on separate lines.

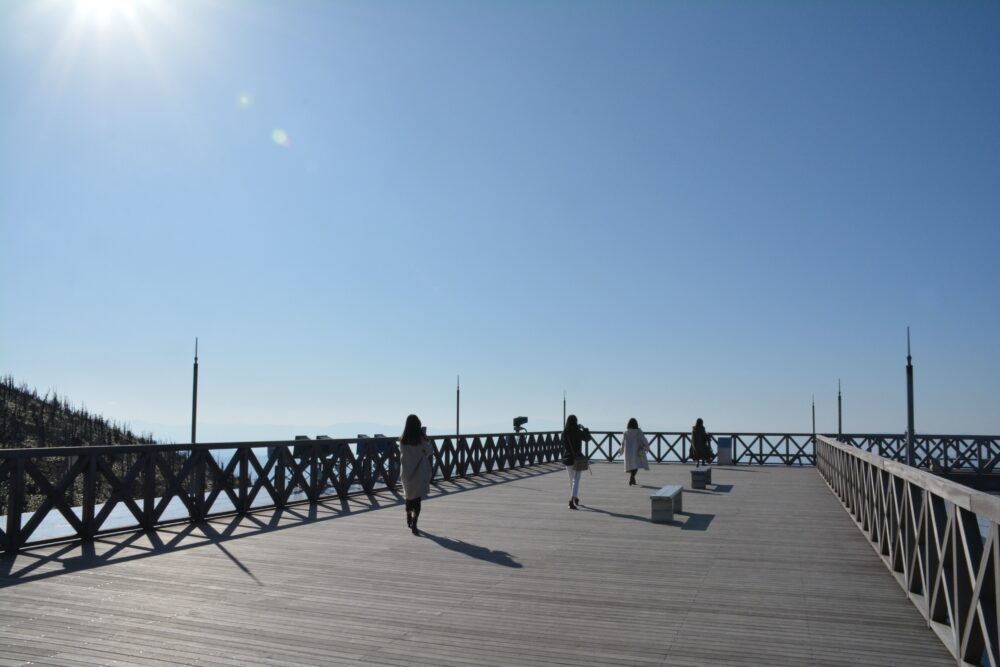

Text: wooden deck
xmin=0 ymin=463 xmax=952 ymax=666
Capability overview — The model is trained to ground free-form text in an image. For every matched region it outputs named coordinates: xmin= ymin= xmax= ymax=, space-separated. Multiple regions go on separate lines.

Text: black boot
xmin=406 ymin=511 xmax=413 ymax=528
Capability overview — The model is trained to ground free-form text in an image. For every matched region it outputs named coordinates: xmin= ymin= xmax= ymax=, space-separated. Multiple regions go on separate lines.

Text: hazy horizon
xmin=9 ymin=373 xmax=999 ymax=446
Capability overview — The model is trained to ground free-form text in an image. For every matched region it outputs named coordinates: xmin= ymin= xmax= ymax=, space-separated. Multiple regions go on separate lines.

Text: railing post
xmin=5 ymin=457 xmax=25 ymax=553
xmin=451 ymin=437 xmax=460 ymax=477
xmin=274 ymin=447 xmax=286 ymax=508
xmin=438 ymin=438 xmax=450 ymax=481
xmin=192 ymin=448 xmax=206 ymax=522
xmin=388 ymin=442 xmax=400 ymax=486
xmin=142 ymin=449 xmax=156 ymax=530
xmin=310 ymin=449 xmax=320 ymax=500
xmin=238 ymin=447 xmax=249 ymax=514
xmin=82 ymin=453 xmax=97 ymax=541
xmin=908 ymin=483 xmax=926 ymax=601
xmin=949 ymin=504 xmax=962 ymax=656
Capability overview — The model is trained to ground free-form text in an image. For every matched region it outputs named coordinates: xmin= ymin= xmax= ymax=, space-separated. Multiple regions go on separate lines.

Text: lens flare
xmin=237 ymin=93 xmax=252 ymax=109
xmin=271 ymin=128 xmax=290 ymax=148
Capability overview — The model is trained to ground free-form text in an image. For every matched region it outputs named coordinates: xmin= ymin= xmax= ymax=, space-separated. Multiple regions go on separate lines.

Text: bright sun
xmin=26 ymin=0 xmax=181 ymax=103
xmin=77 ymin=0 xmax=137 ymax=24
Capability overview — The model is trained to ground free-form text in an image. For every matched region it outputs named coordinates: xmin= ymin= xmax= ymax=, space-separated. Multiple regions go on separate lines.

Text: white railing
xmin=817 ymin=434 xmax=1000 ymax=666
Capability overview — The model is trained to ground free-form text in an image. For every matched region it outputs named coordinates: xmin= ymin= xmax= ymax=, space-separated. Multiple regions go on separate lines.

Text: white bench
xmin=650 ymin=484 xmax=683 ymax=523
xmin=691 ymin=466 xmax=712 ymax=489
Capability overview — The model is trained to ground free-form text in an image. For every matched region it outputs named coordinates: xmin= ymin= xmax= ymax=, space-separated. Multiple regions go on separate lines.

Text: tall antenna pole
xmin=191 ymin=338 xmax=199 ymax=445
xmin=906 ymin=327 xmax=915 ymax=467
xmin=456 ymin=375 xmax=460 ymax=440
xmin=563 ymin=390 xmax=566 ymax=428
xmin=837 ymin=379 xmax=842 ymax=437
xmin=812 ymin=395 xmax=816 ymax=440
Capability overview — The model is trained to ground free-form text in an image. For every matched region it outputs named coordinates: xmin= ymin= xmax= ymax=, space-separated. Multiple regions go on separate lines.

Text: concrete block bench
xmin=691 ymin=466 xmax=711 ymax=489
xmin=651 ymin=484 xmax=683 ymax=523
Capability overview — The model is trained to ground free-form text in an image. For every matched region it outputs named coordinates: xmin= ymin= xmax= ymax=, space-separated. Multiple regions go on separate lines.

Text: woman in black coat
xmin=562 ymin=414 xmax=590 ymax=509
xmin=691 ymin=418 xmax=711 ymax=466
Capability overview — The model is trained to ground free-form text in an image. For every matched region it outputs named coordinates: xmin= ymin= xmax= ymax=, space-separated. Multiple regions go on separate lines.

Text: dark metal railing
xmin=585 ymin=431 xmax=816 ymax=465
xmin=0 ymin=432 xmax=563 ymax=554
xmin=587 ymin=431 xmax=1000 ymax=472
xmin=837 ymin=434 xmax=1000 ymax=475
xmin=817 ymin=434 xmax=1000 ymax=667
xmin=4 ymin=429 xmax=999 ymax=554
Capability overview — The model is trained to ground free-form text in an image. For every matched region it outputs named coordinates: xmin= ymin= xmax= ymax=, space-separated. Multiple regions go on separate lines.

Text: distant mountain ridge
xmin=0 ymin=375 xmax=158 ymax=449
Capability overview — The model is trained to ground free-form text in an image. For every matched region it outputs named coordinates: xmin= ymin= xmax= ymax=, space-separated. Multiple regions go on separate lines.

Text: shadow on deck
xmin=0 ymin=463 xmax=954 ymax=667
xmin=0 ymin=463 xmax=563 ymax=586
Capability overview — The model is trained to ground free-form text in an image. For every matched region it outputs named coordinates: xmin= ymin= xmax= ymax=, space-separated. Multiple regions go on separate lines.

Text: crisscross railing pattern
xmin=840 ymin=434 xmax=1000 ymax=474
xmin=5 ymin=429 xmax=1000 ymax=554
xmin=588 ymin=431 xmax=1000 ymax=471
xmin=817 ymin=434 xmax=1000 ymax=667
xmin=585 ymin=431 xmax=816 ymax=465
xmin=0 ymin=432 xmax=563 ymax=553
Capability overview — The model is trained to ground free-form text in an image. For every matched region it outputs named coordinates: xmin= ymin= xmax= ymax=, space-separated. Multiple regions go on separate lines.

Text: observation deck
xmin=0 ymin=457 xmax=955 ymax=666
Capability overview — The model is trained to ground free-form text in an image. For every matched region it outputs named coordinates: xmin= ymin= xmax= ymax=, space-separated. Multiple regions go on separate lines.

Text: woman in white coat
xmin=399 ymin=414 xmax=433 ymax=535
xmin=619 ymin=417 xmax=650 ymax=486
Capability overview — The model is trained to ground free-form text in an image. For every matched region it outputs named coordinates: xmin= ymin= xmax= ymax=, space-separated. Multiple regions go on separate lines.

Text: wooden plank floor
xmin=0 ymin=464 xmax=953 ymax=666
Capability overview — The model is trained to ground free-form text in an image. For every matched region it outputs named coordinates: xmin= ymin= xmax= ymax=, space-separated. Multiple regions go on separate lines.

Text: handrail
xmin=5 ymin=428 xmax=1000 ymax=555
xmin=583 ymin=431 xmax=1000 ymax=472
xmin=5 ymin=431 xmax=998 ymax=466
xmin=816 ymin=434 xmax=1000 ymax=666
xmin=0 ymin=428 xmax=815 ymax=553
xmin=835 ymin=433 xmax=1000 ymax=474
xmin=0 ymin=432 xmax=564 ymax=553
xmin=584 ymin=431 xmax=816 ymax=465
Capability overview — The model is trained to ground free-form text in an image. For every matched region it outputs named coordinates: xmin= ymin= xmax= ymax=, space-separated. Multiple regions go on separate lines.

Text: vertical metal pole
xmin=456 ymin=375 xmax=460 ymax=440
xmin=562 ymin=390 xmax=566 ymax=428
xmin=838 ymin=379 xmax=843 ymax=437
xmin=812 ymin=395 xmax=816 ymax=439
xmin=906 ymin=328 xmax=916 ymax=467
xmin=191 ymin=338 xmax=199 ymax=445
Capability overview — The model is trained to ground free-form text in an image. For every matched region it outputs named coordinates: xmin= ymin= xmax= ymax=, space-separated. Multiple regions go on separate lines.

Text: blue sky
xmin=2 ymin=0 xmax=998 ymax=442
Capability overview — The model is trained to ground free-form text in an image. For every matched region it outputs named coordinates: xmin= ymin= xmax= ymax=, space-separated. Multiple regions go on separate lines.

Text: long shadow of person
xmin=580 ymin=504 xmax=714 ymax=530
xmin=578 ymin=504 xmax=649 ymax=523
xmin=418 ymin=532 xmax=522 ymax=568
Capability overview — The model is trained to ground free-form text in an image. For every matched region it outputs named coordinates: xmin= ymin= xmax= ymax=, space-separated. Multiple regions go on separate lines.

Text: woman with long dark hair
xmin=562 ymin=414 xmax=591 ymax=509
xmin=691 ymin=417 xmax=711 ymax=466
xmin=399 ymin=414 xmax=433 ymax=535
xmin=618 ymin=417 xmax=650 ymax=486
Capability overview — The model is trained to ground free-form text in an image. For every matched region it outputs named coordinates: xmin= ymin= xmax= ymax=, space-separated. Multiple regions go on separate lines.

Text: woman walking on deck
xmin=618 ymin=418 xmax=650 ymax=486
xmin=399 ymin=414 xmax=433 ymax=535
xmin=562 ymin=415 xmax=591 ymax=509
xmin=691 ymin=417 xmax=712 ymax=466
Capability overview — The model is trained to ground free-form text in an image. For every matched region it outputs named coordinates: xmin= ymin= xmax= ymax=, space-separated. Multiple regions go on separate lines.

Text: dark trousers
xmin=405 ymin=497 xmax=422 ymax=519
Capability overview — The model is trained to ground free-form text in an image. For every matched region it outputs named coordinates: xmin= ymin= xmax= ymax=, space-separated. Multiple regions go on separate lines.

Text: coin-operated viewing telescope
xmin=513 ymin=416 xmax=528 ymax=433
